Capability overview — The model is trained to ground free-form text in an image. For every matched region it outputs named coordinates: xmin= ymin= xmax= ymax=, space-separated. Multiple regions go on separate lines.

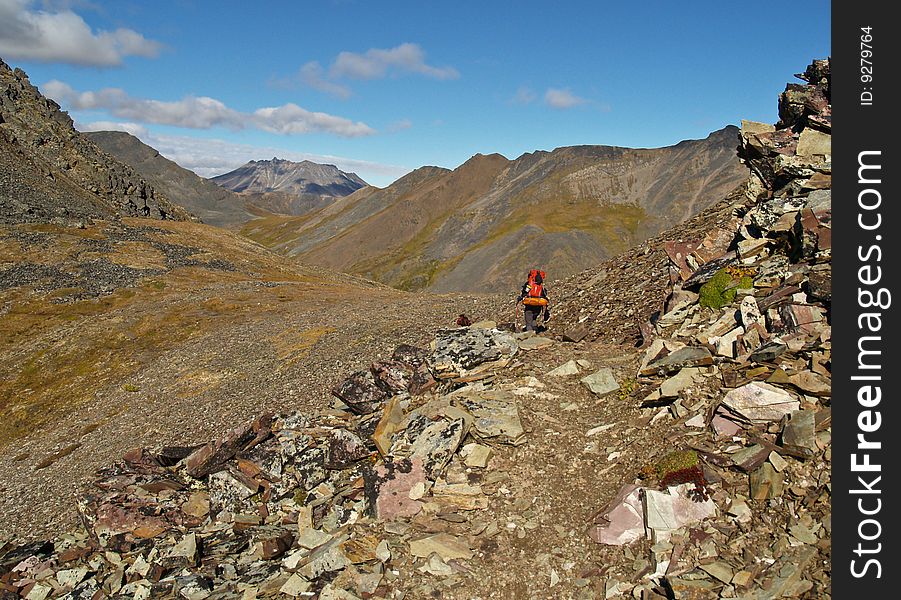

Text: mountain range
xmin=242 ymin=127 xmax=747 ymax=293
xmin=0 ymin=53 xmax=834 ymax=598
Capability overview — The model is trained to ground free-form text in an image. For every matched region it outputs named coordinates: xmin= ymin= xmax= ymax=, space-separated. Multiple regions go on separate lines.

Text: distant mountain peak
xmin=211 ymin=158 xmax=367 ymax=197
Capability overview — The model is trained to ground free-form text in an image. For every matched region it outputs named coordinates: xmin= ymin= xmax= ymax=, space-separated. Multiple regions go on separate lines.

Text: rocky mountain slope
xmin=243 ymin=127 xmax=747 ymax=293
xmin=85 ymin=131 xmax=254 ymax=228
xmin=0 ymin=58 xmax=831 ymax=599
xmin=0 ymin=59 xmax=191 ymax=225
xmin=212 ymin=158 xmax=367 ymax=217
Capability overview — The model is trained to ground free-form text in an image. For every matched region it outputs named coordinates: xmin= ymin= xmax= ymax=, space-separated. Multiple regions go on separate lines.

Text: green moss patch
xmin=699 ymin=269 xmax=754 ymax=309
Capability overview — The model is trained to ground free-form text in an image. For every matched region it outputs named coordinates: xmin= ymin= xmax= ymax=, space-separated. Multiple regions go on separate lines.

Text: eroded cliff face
xmin=243 ymin=126 xmax=747 ymax=293
xmin=0 ymin=58 xmax=192 ymax=225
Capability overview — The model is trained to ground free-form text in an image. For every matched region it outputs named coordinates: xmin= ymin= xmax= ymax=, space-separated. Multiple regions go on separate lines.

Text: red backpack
xmin=522 ymin=269 xmax=548 ymax=306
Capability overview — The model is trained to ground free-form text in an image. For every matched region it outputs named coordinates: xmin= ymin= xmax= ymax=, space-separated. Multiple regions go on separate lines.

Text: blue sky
xmin=1 ymin=0 xmax=831 ymax=187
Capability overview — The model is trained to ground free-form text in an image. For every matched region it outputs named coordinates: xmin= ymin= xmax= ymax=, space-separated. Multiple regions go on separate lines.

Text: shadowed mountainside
xmin=85 ymin=131 xmax=254 ymax=228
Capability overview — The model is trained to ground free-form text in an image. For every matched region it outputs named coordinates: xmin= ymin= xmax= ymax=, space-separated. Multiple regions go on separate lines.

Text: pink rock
xmin=663 ymin=241 xmax=699 ymax=281
xmin=779 ymin=304 xmax=826 ymax=335
xmin=367 ymin=457 xmax=425 ymax=520
xmin=711 ymin=413 xmax=743 ymax=437
xmin=588 ymin=484 xmax=645 ymax=546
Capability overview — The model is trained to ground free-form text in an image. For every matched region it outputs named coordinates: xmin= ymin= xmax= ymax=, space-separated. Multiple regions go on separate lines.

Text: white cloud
xmin=78 ymin=120 xmax=148 ymax=137
xmin=544 ymin=88 xmax=588 ymax=109
xmin=252 ymin=103 xmax=373 ymax=137
xmin=290 ymin=61 xmax=353 ymax=99
xmin=330 ymin=43 xmax=459 ymax=80
xmin=280 ymin=43 xmax=458 ymax=97
xmin=511 ymin=86 xmax=536 ymax=105
xmin=44 ymin=80 xmax=376 ymax=138
xmin=0 ymin=0 xmax=161 ymax=66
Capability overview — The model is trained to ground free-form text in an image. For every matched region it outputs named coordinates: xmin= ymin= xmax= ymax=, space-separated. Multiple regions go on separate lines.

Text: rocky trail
xmin=0 ymin=60 xmax=832 ymax=599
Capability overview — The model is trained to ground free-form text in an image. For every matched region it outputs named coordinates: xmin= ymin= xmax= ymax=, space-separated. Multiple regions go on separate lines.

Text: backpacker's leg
xmin=524 ymin=306 xmax=538 ymax=332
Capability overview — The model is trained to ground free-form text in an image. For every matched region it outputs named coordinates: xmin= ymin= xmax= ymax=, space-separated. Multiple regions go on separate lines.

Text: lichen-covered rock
xmin=324 ymin=429 xmax=370 ymax=470
xmin=429 ymin=328 xmax=517 ymax=375
xmin=331 ymin=370 xmax=390 ymax=415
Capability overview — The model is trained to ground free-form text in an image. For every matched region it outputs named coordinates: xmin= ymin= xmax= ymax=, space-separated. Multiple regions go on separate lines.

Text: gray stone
xmin=456 ymin=394 xmax=525 ymax=445
xmin=430 ymin=328 xmax=518 ymax=374
xmin=546 ymin=359 xmax=580 ymax=377
xmin=580 ymin=368 xmax=619 ymax=396
xmin=640 ymin=346 xmax=713 ymax=376
xmin=409 ymin=418 xmax=467 ymax=478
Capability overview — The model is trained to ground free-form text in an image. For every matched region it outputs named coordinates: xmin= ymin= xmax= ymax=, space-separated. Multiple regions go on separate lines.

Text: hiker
xmin=516 ymin=269 xmax=550 ymax=332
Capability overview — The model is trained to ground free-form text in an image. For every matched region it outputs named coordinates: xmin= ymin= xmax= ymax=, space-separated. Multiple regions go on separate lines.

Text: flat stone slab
xmin=409 ymin=418 xmax=467 ymax=478
xmin=546 ymin=359 xmax=580 ymax=377
xmin=644 ymin=483 xmax=717 ymax=535
xmin=517 ymin=336 xmax=554 ymax=351
xmin=430 ymin=328 xmax=518 ymax=374
xmin=456 ymin=393 xmax=526 ymax=445
xmin=721 ymin=382 xmax=799 ymax=423
xmin=787 ymin=370 xmax=831 ymax=397
xmin=796 ymin=128 xmax=831 ymax=157
xmin=581 ymin=368 xmax=619 ymax=397
xmin=408 ymin=533 xmax=474 ymax=561
xmin=588 ymin=484 xmax=644 ymax=546
xmin=640 ymin=346 xmax=713 ymax=376
xmin=782 ymin=410 xmax=818 ymax=456
xmin=365 ymin=457 xmax=426 ymax=521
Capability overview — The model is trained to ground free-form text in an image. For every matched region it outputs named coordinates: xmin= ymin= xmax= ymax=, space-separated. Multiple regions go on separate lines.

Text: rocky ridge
xmin=0 ymin=60 xmax=831 ymax=599
xmin=0 ymin=59 xmax=191 ymax=225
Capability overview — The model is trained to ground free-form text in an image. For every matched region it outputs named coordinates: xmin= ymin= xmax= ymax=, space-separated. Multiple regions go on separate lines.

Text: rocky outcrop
xmin=547 ymin=58 xmax=831 ymax=596
xmin=0 ymin=332 xmax=526 ymax=598
xmin=0 ymin=58 xmax=192 ymax=225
